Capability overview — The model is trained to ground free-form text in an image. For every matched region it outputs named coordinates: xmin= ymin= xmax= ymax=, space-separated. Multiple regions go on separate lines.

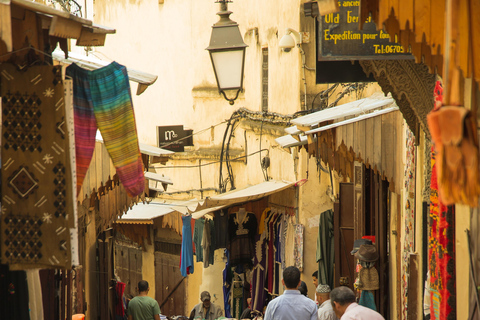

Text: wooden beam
xmin=76 ymin=26 xmax=106 ymax=46
xmin=49 ymin=15 xmax=82 ymax=38
xmin=0 ymin=0 xmax=12 ymax=52
xmin=317 ymin=0 xmax=339 ymax=16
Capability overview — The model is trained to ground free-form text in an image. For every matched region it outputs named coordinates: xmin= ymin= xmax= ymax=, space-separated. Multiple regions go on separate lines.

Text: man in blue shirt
xmin=264 ymin=266 xmax=318 ymax=320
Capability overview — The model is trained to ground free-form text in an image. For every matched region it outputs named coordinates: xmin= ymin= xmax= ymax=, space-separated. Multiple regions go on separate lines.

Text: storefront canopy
xmin=290 ymin=93 xmax=394 ymax=131
xmin=117 ymin=180 xmax=296 ymax=223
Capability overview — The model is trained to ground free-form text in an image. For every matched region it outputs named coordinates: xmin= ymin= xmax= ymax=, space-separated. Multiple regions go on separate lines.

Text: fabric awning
xmin=291 ymin=93 xmax=394 ymax=130
xmin=118 ymin=180 xmax=296 ymax=223
xmin=188 ymin=180 xmax=296 ymax=218
xmin=53 ymin=50 xmax=158 ymax=95
xmin=117 ymin=199 xmax=193 ymax=223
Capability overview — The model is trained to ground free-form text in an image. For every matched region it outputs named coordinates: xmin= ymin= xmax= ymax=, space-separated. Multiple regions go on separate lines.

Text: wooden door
xmin=114 ymin=244 xmax=143 ymax=297
xmin=334 ymin=183 xmax=355 ymax=291
xmin=155 ymin=252 xmax=186 ymax=316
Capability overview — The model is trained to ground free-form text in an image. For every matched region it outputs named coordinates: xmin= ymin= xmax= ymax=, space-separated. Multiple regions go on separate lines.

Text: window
xmin=262 ymin=48 xmax=268 ymax=112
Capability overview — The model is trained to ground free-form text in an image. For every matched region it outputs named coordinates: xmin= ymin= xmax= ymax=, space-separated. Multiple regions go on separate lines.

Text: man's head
xmin=298 ymin=281 xmax=308 ymax=296
xmin=138 ymin=280 xmax=149 ymax=293
xmin=312 ymin=270 xmax=318 ymax=287
xmin=200 ymin=291 xmax=211 ymax=308
xmin=315 ymin=284 xmax=331 ymax=305
xmin=330 ymin=286 xmax=356 ymax=318
xmin=282 ymin=266 xmax=301 ymax=289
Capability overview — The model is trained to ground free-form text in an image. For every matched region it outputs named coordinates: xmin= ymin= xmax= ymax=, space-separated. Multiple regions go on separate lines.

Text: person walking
xmin=189 ymin=291 xmax=223 ymax=320
xmin=330 ymin=286 xmax=384 ymax=320
xmin=264 ymin=266 xmax=317 ymax=320
xmin=316 ymin=284 xmax=337 ymax=320
xmin=128 ymin=280 xmax=161 ymax=320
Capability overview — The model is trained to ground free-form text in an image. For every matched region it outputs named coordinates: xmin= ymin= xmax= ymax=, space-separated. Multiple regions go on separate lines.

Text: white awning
xmin=95 ymin=131 xmax=173 ymax=156
xmin=305 ymin=106 xmax=399 ymax=134
xmin=275 ymin=134 xmax=308 ymax=148
xmin=53 ymin=50 xmax=158 ymax=95
xmin=285 ymin=126 xmax=302 ymax=135
xmin=117 ymin=200 xmax=175 ymax=222
xmin=291 ymin=93 xmax=394 ymax=129
xmin=118 ymin=180 xmax=296 ymax=222
xmin=139 ymin=143 xmax=174 ymax=156
xmin=145 ymin=172 xmax=173 ymax=185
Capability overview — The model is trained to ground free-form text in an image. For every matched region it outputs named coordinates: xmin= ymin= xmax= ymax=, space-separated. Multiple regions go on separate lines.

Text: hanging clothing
xmin=66 ymin=62 xmax=144 ymax=197
xmin=202 ymin=218 xmax=214 ymax=267
xmin=358 ymin=291 xmax=377 ymax=311
xmin=294 ymin=224 xmax=305 ymax=271
xmin=266 ymin=212 xmax=278 ymax=293
xmin=115 ymin=281 xmax=126 ymax=317
xmin=180 ymin=215 xmax=194 ymax=277
xmin=228 ymin=211 xmax=258 ymax=266
xmin=193 ymin=218 xmax=205 ymax=263
xmin=223 ymin=250 xmax=233 ymax=318
xmin=284 ymin=216 xmax=295 ymax=268
xmin=26 ymin=269 xmax=44 ymax=320
xmin=316 ymin=209 xmax=334 ymax=289
xmin=251 ymin=234 xmax=267 ymax=314
xmin=428 ymin=147 xmax=456 ymax=320
xmin=258 ymin=208 xmax=270 ymax=235
xmin=214 ymin=210 xmax=229 ymax=249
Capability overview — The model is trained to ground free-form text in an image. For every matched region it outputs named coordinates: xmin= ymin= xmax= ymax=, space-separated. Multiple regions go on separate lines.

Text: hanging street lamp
xmin=206 ymin=0 xmax=247 ymax=105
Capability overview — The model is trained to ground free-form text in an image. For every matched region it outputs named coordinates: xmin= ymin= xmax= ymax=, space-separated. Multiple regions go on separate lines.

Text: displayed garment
xmin=294 ymin=224 xmax=305 ymax=271
xmin=214 ymin=210 xmax=229 ymax=249
xmin=266 ymin=212 xmax=278 ymax=293
xmin=428 ymin=147 xmax=456 ymax=320
xmin=180 ymin=215 xmax=194 ymax=277
xmin=202 ymin=218 xmax=215 ymax=267
xmin=358 ymin=291 xmax=377 ymax=311
xmin=26 ymin=269 xmax=44 ymax=320
xmin=273 ymin=212 xmax=283 ymax=295
xmin=66 ymin=62 xmax=144 ymax=197
xmin=316 ymin=209 xmax=334 ymax=290
xmin=284 ymin=216 xmax=295 ymax=268
xmin=232 ymin=273 xmax=244 ymax=319
xmin=251 ymin=234 xmax=267 ymax=314
xmin=115 ymin=281 xmax=126 ymax=317
xmin=228 ymin=210 xmax=258 ymax=266
xmin=1 ymin=64 xmax=74 ymax=269
xmin=223 ymin=249 xmax=233 ymax=318
xmin=193 ymin=218 xmax=205 ymax=263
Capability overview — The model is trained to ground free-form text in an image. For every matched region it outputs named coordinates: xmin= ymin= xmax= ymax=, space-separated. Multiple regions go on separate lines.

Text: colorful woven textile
xmin=402 ymin=127 xmax=416 ymax=319
xmin=1 ymin=64 xmax=73 ymax=269
xmin=66 ymin=62 xmax=144 ymax=197
xmin=429 ymin=147 xmax=456 ymax=320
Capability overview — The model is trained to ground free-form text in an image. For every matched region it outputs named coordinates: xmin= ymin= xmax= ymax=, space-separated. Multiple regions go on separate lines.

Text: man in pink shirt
xmin=330 ymin=287 xmax=384 ymax=320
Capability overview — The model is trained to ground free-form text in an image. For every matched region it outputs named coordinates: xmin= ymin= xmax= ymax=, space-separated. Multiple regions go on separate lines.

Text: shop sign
xmin=318 ymin=0 xmax=414 ymax=60
xmin=157 ymin=125 xmax=193 ymax=152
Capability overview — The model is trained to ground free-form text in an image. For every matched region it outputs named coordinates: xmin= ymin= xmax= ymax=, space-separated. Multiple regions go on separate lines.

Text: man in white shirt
xmin=316 ymin=284 xmax=337 ymax=320
xmin=330 ymin=286 xmax=384 ymax=320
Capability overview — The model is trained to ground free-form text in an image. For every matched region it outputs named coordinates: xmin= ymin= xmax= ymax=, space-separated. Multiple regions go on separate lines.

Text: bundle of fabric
xmin=426 ymin=82 xmax=480 ymax=207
